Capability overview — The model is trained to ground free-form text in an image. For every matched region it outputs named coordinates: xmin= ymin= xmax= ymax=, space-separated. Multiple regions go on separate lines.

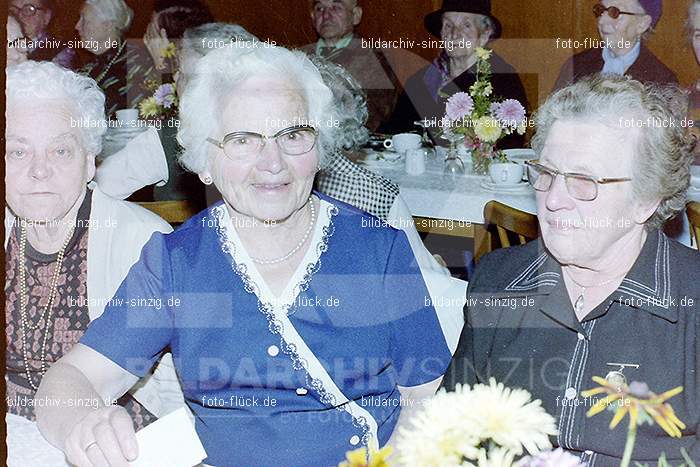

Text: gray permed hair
xmin=309 ymin=55 xmax=369 ymax=153
xmin=85 ymin=0 xmax=133 ymax=34
xmin=177 ymin=44 xmax=337 ymax=174
xmin=6 ymin=61 xmax=107 ymax=156
xmin=531 ymin=74 xmax=694 ymax=229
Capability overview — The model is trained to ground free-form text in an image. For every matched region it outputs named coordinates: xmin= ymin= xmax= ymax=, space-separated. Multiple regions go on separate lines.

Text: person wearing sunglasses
xmin=36 ymin=44 xmax=455 ymax=466
xmin=9 ymin=0 xmax=77 ymax=69
xmin=554 ymin=0 xmax=676 ymax=91
xmin=443 ymin=74 xmax=699 ymax=464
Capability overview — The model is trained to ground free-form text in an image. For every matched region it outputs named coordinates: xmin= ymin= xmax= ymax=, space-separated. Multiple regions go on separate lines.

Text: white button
xmin=584 ymin=450 xmax=593 ymax=455
xmin=565 ymin=387 xmax=577 ymax=400
xmin=295 ymin=387 xmax=308 ymax=396
xmin=349 ymin=435 xmax=360 ymax=446
xmin=577 ymin=332 xmax=585 ymax=340
xmin=267 ymin=345 xmax=279 ymax=357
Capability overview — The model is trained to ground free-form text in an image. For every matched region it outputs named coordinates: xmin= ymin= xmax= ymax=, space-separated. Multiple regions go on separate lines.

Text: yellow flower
xmin=138 ymin=97 xmax=159 ymax=119
xmin=161 ymin=42 xmax=177 ymax=59
xmin=474 ymin=116 xmax=502 ymax=143
xmin=475 ymin=47 xmax=492 ymax=60
xmin=338 ymin=446 xmax=393 ymax=467
xmin=581 ymin=376 xmax=686 ymax=438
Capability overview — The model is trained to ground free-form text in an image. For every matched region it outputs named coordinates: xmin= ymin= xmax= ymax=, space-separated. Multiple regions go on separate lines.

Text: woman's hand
xmin=64 ymin=405 xmax=138 ymax=467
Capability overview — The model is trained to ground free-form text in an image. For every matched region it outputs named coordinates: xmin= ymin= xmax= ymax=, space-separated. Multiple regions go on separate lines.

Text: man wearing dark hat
xmin=382 ymin=0 xmax=528 ymax=147
xmin=302 ymin=0 xmax=400 ymax=131
xmin=553 ymin=0 xmax=677 ymax=90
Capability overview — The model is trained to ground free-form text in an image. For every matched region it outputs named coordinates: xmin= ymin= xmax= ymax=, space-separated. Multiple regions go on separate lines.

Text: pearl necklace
xmin=249 ymin=197 xmax=316 ymax=265
xmin=17 ymin=224 xmax=75 ymax=390
xmin=564 ymin=268 xmax=624 ymax=315
xmin=95 ymin=40 xmax=126 ymax=84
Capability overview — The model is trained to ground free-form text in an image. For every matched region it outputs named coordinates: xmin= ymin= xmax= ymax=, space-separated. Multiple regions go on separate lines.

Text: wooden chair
xmin=687 ymin=201 xmax=700 ymax=251
xmin=477 ymin=200 xmax=539 ymax=261
xmin=138 ymin=200 xmax=199 ymax=225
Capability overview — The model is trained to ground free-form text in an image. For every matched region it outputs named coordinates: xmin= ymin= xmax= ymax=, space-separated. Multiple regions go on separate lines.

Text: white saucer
xmin=480 ymin=179 xmax=531 ymax=193
xmin=359 ymin=151 xmax=402 ymax=165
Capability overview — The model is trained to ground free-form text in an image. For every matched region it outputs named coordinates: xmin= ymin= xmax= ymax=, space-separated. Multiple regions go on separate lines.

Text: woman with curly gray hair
xmin=443 ymin=74 xmax=699 ymax=464
xmin=36 ymin=44 xmax=455 ymax=466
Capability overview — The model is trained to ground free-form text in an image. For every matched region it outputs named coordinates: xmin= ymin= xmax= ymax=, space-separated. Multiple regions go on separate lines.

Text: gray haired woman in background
xmin=75 ymin=0 xmax=151 ymax=117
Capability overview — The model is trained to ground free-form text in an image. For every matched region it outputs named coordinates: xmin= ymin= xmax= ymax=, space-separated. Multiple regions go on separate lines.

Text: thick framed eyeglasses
xmin=525 ymin=160 xmax=632 ymax=202
xmin=10 ymin=4 xmax=45 ymax=17
xmin=206 ymin=125 xmax=318 ymax=161
xmin=593 ymin=3 xmax=644 ymax=19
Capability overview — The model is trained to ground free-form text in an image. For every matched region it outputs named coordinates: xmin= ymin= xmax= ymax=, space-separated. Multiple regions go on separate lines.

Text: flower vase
xmin=444 ymin=144 xmax=466 ymax=175
xmin=471 ymin=145 xmax=493 ymax=175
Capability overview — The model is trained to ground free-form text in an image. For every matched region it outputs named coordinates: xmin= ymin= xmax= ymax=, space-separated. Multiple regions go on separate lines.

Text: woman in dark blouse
xmin=75 ymin=0 xmax=154 ymax=118
xmin=443 ymin=74 xmax=699 ymax=465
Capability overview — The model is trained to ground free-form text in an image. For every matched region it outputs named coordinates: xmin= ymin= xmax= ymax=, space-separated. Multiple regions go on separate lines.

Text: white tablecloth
xmin=6 ymin=413 xmax=69 ymax=467
xmin=358 ymin=153 xmax=536 ymax=223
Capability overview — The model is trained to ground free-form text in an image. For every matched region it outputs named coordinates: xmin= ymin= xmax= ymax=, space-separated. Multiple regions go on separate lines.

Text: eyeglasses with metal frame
xmin=525 ymin=160 xmax=632 ymax=201
xmin=206 ymin=125 xmax=318 ymax=160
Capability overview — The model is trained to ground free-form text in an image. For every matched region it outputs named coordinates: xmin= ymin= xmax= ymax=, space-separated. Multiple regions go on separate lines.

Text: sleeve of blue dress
xmin=382 ymin=230 xmax=452 ymax=387
xmin=80 ymin=232 xmax=175 ymax=377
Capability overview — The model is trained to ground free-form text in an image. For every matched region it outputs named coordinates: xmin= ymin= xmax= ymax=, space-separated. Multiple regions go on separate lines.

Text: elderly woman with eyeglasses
xmin=5 ymin=61 xmax=184 ymax=466
xmin=554 ymin=0 xmax=676 ymax=91
xmin=443 ymin=74 xmax=699 ymax=464
xmin=36 ymin=44 xmax=455 ymax=467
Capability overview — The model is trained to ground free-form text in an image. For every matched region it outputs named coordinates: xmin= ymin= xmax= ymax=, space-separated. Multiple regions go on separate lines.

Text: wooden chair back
xmin=138 ymin=200 xmax=199 ymax=225
xmin=479 ymin=200 xmax=539 ymax=261
xmin=687 ymin=201 xmax=700 ymax=251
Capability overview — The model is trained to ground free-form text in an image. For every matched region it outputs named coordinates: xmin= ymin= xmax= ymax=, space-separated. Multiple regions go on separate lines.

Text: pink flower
xmin=495 ymin=98 xmax=526 ymax=127
xmin=516 ymin=448 xmax=587 ymax=467
xmin=445 ymin=92 xmax=474 ymax=121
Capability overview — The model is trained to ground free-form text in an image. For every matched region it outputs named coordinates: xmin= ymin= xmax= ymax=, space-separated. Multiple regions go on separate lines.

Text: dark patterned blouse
xmin=5 ymin=191 xmax=155 ymax=429
xmin=78 ymin=40 xmax=156 ymax=119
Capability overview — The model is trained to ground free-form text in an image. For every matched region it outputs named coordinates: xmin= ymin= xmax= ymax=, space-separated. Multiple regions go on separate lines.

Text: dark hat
xmin=637 ymin=0 xmax=662 ymax=29
xmin=424 ymin=0 xmax=502 ymax=39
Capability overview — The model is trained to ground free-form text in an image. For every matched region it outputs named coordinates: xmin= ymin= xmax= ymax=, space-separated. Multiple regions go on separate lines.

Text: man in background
xmin=303 ymin=0 xmax=399 ymax=131
xmin=553 ymin=0 xmax=677 ymax=89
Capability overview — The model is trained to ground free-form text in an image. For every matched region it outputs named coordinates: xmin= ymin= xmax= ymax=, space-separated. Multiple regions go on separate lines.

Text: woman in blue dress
xmin=35 ymin=42 xmax=457 ymax=467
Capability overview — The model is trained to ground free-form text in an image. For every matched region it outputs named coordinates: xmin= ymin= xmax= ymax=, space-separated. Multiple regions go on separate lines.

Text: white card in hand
xmin=130 ymin=408 xmax=207 ymax=467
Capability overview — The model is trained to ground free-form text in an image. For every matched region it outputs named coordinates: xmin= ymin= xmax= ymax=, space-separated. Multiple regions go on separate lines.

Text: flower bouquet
xmin=441 ymin=47 xmax=527 ymax=175
xmin=582 ymin=376 xmax=695 ymax=467
xmin=139 ymin=41 xmax=179 ymax=120
xmin=139 ymin=81 xmax=178 ymax=120
xmin=338 ymin=379 xmax=588 ymax=467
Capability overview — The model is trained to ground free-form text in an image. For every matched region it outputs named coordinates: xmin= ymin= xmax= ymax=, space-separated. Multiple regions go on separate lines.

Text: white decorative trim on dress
xmin=210 ymin=200 xmax=379 ymax=451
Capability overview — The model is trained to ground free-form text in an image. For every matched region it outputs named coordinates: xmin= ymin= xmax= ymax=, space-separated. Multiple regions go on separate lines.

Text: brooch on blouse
xmin=605 ymin=362 xmax=639 ymax=390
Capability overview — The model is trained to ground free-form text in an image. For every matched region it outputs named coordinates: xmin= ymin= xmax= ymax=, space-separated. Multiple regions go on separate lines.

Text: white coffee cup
xmin=384 ymin=133 xmax=422 ymax=153
xmin=489 ymin=162 xmax=524 ymax=185
xmin=405 ymin=148 xmax=426 ymax=175
xmin=116 ymin=108 xmax=139 ymax=126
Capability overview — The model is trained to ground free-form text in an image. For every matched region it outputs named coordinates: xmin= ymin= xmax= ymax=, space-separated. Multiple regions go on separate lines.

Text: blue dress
xmin=81 ymin=193 xmax=452 ymax=467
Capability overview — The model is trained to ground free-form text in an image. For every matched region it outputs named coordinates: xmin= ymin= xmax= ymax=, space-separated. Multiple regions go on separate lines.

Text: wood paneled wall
xmin=48 ymin=0 xmax=697 ymax=108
